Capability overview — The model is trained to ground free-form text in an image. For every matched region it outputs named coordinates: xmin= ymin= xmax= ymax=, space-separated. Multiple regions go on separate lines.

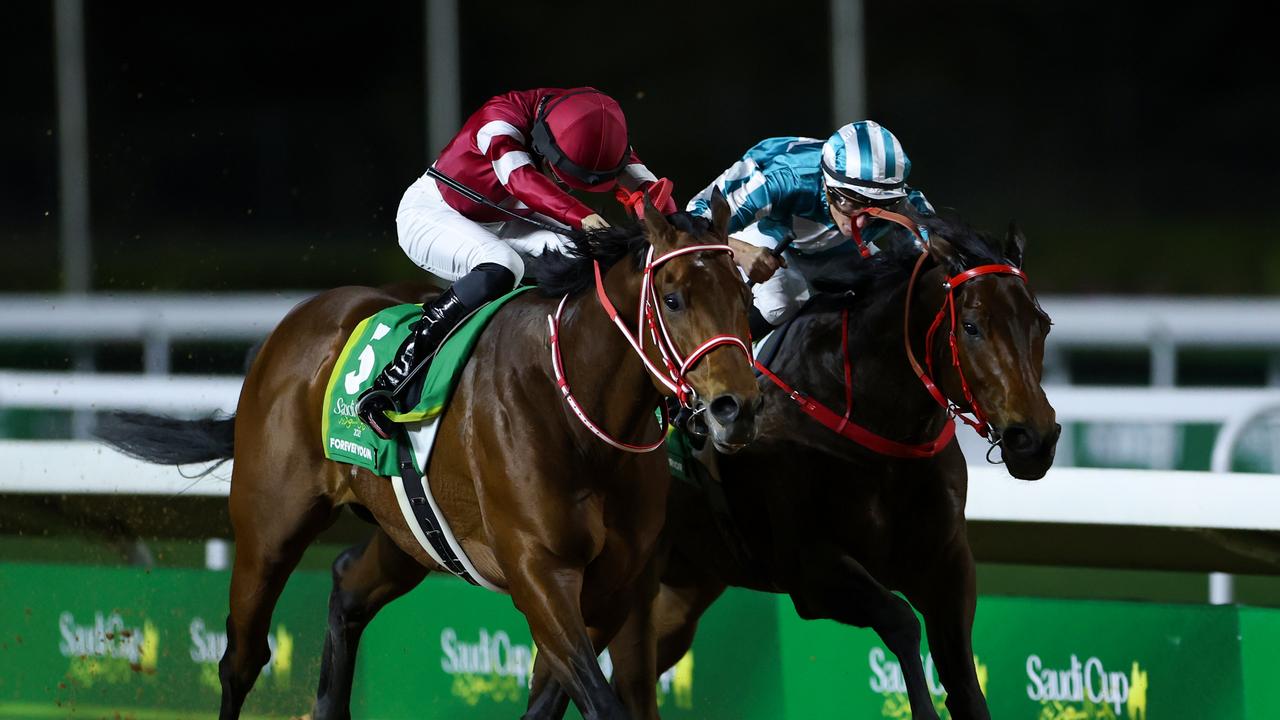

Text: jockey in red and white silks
xmin=358 ymin=87 xmax=677 ymax=439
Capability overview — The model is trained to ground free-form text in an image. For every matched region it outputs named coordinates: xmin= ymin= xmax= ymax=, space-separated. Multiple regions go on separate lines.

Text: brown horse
xmin=99 ymin=197 xmax=761 ymax=720
xmin=528 ymin=210 xmax=1059 ymax=720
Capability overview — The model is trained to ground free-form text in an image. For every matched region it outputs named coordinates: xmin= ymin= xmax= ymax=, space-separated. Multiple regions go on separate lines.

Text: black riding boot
xmin=356 ymin=288 xmax=470 ymax=439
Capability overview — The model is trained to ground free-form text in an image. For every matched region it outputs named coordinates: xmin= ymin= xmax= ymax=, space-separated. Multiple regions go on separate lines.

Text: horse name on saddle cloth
xmin=322 ymin=286 xmax=534 ymax=478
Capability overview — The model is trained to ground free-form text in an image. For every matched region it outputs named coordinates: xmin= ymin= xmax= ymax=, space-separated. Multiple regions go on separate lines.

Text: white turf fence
xmin=3 ymin=441 xmax=1278 ymax=535
xmin=4 ymin=373 xmax=1280 ymax=475
xmin=4 ymin=292 xmax=1280 ymax=604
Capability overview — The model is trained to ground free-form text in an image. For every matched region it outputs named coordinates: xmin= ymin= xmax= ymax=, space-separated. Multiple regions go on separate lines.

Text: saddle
xmin=321 ymin=286 xmax=533 ymax=477
xmin=321 ymin=287 xmax=533 ymax=592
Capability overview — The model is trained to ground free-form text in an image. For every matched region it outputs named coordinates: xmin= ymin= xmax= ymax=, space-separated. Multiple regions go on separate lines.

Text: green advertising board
xmin=1066 ymin=421 xmax=1279 ymax=474
xmin=0 ymin=564 xmax=781 ymax=719
xmin=351 ymin=572 xmax=783 ymax=720
xmin=3 ymin=563 xmax=1279 ymax=718
xmin=778 ymin=596 xmax=1262 ymax=719
xmin=0 ymin=564 xmax=329 ymax=719
xmin=1239 ymin=607 xmax=1280 ymax=720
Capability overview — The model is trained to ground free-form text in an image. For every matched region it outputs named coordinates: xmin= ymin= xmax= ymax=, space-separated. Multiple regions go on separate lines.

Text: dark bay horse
xmin=100 ymin=198 xmax=761 ymax=720
xmin=531 ymin=211 xmax=1059 ymax=720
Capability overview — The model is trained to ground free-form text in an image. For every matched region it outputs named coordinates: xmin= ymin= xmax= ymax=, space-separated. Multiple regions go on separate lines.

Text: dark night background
xmin=7 ymin=0 xmax=1280 ymax=638
xmin=3 ymin=1 xmax=1278 ymax=294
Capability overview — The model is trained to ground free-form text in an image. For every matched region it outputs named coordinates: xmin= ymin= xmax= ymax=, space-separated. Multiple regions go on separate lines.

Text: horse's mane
xmin=806 ymin=207 xmax=1007 ymax=311
xmin=530 ymin=212 xmax=715 ymax=297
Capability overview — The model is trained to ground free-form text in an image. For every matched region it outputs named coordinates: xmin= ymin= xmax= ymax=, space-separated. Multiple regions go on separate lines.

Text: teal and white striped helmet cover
xmin=821 ymin=121 xmax=911 ymax=202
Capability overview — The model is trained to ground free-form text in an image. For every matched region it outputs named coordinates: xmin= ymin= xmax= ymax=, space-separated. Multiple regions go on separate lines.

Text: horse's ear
xmin=644 ymin=194 xmax=676 ymax=251
xmin=1004 ymin=221 xmax=1027 ymax=268
xmin=927 ymin=236 xmax=967 ymax=276
xmin=710 ymin=187 xmax=731 ymax=237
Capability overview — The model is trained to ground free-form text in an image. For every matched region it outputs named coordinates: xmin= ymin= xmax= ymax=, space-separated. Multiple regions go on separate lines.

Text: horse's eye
xmin=962 ymin=321 xmax=980 ymax=337
xmin=664 ymin=293 xmax=683 ymax=311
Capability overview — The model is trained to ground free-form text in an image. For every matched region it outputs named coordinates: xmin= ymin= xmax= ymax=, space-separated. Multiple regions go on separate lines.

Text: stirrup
xmin=365 ymin=413 xmax=401 ymax=441
xmin=355 ymin=387 xmax=396 ymax=413
xmin=355 ymin=389 xmax=400 ymax=440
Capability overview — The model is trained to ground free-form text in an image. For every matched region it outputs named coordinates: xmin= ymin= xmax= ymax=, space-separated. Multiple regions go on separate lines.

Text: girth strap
xmin=395 ymin=438 xmax=479 ymax=586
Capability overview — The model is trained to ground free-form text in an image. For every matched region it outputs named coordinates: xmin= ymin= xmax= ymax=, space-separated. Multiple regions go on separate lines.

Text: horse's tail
xmin=96 ymin=412 xmax=235 ymax=471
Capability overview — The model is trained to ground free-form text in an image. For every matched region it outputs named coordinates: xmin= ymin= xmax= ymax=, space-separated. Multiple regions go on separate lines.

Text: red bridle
xmin=754 ymin=306 xmax=957 ymax=459
xmin=845 ymin=206 xmax=928 ymax=258
xmin=548 ymin=243 xmax=751 ymax=452
xmin=904 ymin=250 xmax=1027 ymax=440
xmin=756 ymin=207 xmax=1029 ymax=456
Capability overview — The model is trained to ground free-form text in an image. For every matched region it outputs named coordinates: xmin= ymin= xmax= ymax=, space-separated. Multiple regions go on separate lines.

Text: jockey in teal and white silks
xmin=687 ymin=121 xmax=934 ymax=335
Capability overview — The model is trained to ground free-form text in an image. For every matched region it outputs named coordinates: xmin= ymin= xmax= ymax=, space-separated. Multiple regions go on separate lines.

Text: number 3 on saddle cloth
xmin=320 ymin=286 xmax=534 ymax=591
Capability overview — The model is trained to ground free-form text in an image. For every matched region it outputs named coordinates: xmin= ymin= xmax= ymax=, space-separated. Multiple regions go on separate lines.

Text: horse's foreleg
xmin=526 ymin=573 xmax=728 ymax=720
xmin=524 ymin=662 xmax=572 ymax=720
xmin=905 ymin=540 xmax=989 ymax=720
xmin=520 ymin=601 xmax=639 ymax=720
xmin=523 ymin=620 xmax=622 ymax=720
xmin=789 ymin=544 xmax=940 ymax=720
xmin=312 ymin=528 xmax=428 ymax=720
xmin=599 ymin=553 xmax=665 ymax=720
xmin=219 ymin=473 xmax=336 ymax=720
xmin=508 ymin=548 xmax=628 ymax=720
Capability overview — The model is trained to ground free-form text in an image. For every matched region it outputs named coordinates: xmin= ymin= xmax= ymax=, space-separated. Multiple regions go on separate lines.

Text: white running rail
xmin=0 ymin=371 xmax=241 ymax=414
xmin=4 ymin=442 xmax=1278 ymax=533
xmin=6 ymin=373 xmax=1278 ymax=474
xmin=3 ymin=294 xmax=1280 ymax=380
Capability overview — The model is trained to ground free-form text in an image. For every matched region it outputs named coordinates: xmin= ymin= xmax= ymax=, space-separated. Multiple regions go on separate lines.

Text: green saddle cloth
xmin=666 ymin=424 xmax=697 ymax=483
xmin=321 ymin=286 xmax=534 ymax=477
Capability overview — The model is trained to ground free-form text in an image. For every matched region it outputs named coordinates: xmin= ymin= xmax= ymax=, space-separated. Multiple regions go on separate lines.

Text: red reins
xmin=757 ymin=208 xmax=1028 ymax=457
xmin=903 ymin=253 xmax=1027 ymax=439
xmin=549 ymin=242 xmax=751 ymax=452
xmin=754 ymin=307 xmax=957 ymax=459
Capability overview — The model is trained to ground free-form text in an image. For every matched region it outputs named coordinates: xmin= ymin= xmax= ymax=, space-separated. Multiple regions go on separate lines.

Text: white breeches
xmin=396 ymin=173 xmax=573 ymax=284
xmin=734 ymin=224 xmax=812 ymax=326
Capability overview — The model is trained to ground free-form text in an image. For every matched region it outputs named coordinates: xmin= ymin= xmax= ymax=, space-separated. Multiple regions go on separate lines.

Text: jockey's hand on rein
xmin=581 ymin=214 xmax=611 ymax=231
xmin=728 ymin=236 xmax=786 ymax=284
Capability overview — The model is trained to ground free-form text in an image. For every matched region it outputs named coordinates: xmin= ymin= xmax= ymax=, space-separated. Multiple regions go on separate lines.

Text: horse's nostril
xmin=709 ymin=394 xmax=741 ymax=424
xmin=1003 ymin=425 xmax=1040 ymax=454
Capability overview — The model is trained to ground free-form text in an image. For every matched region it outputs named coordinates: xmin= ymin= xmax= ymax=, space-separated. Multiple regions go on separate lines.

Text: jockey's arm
xmin=475 ymin=120 xmax=595 ymax=229
xmin=906 ymin=189 xmax=936 ymax=217
xmin=616 ymin=148 xmax=678 ymax=214
xmin=703 ymin=170 xmax=789 ymax=283
xmin=725 ymin=233 xmax=787 ymax=284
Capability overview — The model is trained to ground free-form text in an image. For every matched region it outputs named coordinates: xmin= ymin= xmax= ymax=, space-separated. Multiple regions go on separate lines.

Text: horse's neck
xmin=556 ymin=259 xmax=664 ymax=445
xmin=854 ymin=269 xmax=956 ymax=441
xmin=774 ymin=272 xmax=951 ymax=450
